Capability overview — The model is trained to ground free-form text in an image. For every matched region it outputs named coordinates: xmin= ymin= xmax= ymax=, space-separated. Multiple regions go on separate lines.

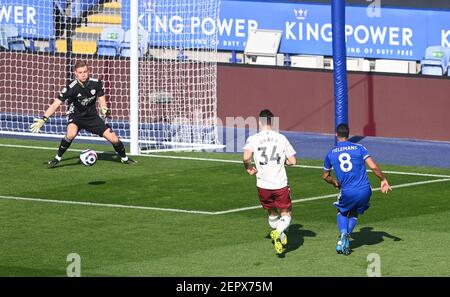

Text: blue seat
xmin=97 ymin=27 xmax=124 ymax=56
xmin=0 ymin=27 xmax=7 ymax=49
xmin=420 ymin=46 xmax=450 ymax=76
xmin=120 ymin=29 xmax=149 ymax=58
xmin=0 ymin=24 xmax=26 ymax=51
xmin=55 ymin=0 xmax=67 ymax=14
xmin=69 ymin=0 xmax=101 ymax=18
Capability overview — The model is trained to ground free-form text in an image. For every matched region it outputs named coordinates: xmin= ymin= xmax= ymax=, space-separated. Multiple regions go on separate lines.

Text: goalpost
xmin=0 ymin=0 xmax=223 ymax=154
xmin=332 ymin=0 xmax=349 ymax=144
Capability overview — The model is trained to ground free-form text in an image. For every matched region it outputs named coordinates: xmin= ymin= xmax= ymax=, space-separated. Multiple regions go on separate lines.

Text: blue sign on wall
xmin=0 ymin=0 xmax=448 ymax=60
xmin=122 ymin=1 xmax=218 ymax=49
xmin=121 ymin=0 xmax=450 ymax=61
xmin=0 ymin=0 xmax=53 ymax=38
xmin=217 ymin=1 xmax=450 ymax=60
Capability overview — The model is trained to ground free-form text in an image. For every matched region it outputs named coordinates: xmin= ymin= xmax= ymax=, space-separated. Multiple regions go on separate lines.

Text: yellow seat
xmin=103 ymin=2 xmax=122 ymax=9
xmin=55 ymin=39 xmax=66 ymax=53
xmin=73 ymin=40 xmax=97 ymax=54
xmin=55 ymin=39 xmax=97 ymax=54
xmin=75 ymin=26 xmax=104 ymax=35
xmin=88 ymin=14 xmax=121 ymax=24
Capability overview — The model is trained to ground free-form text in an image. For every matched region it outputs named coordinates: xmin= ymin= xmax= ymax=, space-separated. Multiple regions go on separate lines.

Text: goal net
xmin=0 ymin=0 xmax=223 ymax=153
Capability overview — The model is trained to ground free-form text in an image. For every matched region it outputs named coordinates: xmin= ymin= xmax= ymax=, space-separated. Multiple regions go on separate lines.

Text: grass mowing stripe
xmin=2 ymin=179 xmax=448 ymax=215
xmin=1 ymin=143 xmax=449 ymax=179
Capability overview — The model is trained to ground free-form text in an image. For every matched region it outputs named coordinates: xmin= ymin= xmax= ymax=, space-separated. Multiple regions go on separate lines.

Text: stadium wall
xmin=217 ymin=64 xmax=450 ymax=142
xmin=1 ymin=52 xmax=449 ymax=142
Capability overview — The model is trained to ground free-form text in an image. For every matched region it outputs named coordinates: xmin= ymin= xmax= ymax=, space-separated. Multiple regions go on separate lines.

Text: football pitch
xmin=1 ymin=137 xmax=450 ymax=277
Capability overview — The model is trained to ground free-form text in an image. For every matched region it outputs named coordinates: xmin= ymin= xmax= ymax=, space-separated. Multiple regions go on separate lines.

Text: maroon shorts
xmin=257 ymin=186 xmax=292 ymax=210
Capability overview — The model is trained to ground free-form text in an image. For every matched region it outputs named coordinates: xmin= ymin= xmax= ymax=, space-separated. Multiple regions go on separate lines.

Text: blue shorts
xmin=333 ymin=186 xmax=372 ymax=215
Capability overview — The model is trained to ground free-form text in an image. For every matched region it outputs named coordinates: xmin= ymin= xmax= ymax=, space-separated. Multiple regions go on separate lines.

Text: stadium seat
xmin=120 ymin=29 xmax=149 ymax=58
xmin=97 ymin=27 xmax=124 ymax=56
xmin=420 ymin=46 xmax=450 ymax=76
xmin=0 ymin=28 xmax=7 ymax=49
xmin=69 ymin=0 xmax=101 ymax=19
xmin=55 ymin=0 xmax=66 ymax=15
xmin=0 ymin=24 xmax=26 ymax=51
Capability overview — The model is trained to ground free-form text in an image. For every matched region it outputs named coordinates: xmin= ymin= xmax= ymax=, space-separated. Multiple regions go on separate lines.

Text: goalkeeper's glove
xmin=29 ymin=116 xmax=48 ymax=133
xmin=100 ymin=106 xmax=111 ymax=118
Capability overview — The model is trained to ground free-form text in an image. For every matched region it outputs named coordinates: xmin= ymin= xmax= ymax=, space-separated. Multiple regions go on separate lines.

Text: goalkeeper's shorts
xmin=68 ymin=115 xmax=110 ymax=137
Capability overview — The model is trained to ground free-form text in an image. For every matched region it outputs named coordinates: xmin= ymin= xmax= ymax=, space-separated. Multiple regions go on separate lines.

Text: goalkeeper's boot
xmin=341 ymin=233 xmax=351 ymax=256
xmin=270 ymin=230 xmax=283 ymax=255
xmin=121 ymin=158 xmax=137 ymax=165
xmin=47 ymin=158 xmax=60 ymax=169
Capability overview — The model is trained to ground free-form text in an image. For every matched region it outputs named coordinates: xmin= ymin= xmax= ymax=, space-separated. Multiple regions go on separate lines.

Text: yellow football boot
xmin=270 ymin=230 xmax=283 ymax=254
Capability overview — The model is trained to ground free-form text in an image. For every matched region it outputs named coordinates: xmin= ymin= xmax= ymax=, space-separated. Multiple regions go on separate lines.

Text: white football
xmin=80 ymin=149 xmax=97 ymax=166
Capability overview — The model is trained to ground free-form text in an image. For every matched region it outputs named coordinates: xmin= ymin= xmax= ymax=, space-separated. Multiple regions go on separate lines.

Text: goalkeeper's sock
xmin=112 ymin=141 xmax=127 ymax=159
xmin=57 ymin=137 xmax=72 ymax=158
xmin=337 ymin=212 xmax=349 ymax=236
xmin=348 ymin=216 xmax=358 ymax=235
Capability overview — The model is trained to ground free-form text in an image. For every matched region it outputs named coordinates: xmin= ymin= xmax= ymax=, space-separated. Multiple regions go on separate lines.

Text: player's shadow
xmin=96 ymin=152 xmax=120 ymax=162
xmin=266 ymin=224 xmax=316 ymax=257
xmin=88 ymin=181 xmax=106 ymax=185
xmin=350 ymin=226 xmax=402 ymax=250
xmin=284 ymin=224 xmax=316 ymax=254
xmin=42 ymin=156 xmax=81 ymax=168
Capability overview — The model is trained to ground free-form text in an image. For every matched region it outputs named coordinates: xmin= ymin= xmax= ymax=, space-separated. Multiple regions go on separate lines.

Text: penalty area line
xmin=1 ymin=178 xmax=448 ymax=215
xmin=0 ymin=195 xmax=215 ymax=215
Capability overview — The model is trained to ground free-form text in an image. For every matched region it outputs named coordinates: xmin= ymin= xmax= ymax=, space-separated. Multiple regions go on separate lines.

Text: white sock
xmin=276 ymin=215 xmax=292 ymax=235
xmin=268 ymin=215 xmax=280 ymax=229
xmin=55 ymin=155 xmax=62 ymax=161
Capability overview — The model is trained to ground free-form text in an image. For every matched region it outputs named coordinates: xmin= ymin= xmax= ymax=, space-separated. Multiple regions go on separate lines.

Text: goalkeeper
xmin=29 ymin=60 xmax=137 ymax=168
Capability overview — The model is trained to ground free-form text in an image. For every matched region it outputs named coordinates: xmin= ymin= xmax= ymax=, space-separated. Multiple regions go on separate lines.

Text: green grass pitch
xmin=1 ymin=137 xmax=450 ymax=276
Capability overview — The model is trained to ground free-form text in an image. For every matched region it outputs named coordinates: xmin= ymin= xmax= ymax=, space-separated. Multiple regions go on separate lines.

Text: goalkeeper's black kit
xmin=57 ymin=77 xmax=109 ymax=136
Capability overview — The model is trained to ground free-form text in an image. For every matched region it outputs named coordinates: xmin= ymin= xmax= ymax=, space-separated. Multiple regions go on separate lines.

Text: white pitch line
xmin=1 ymin=143 xmax=450 ymax=178
xmin=0 ymin=195 xmax=214 ymax=215
xmin=211 ymin=178 xmax=450 ymax=215
xmin=380 ymin=170 xmax=450 ymax=179
xmin=0 ymin=143 xmax=88 ymax=152
xmin=4 ymin=178 xmax=445 ymax=215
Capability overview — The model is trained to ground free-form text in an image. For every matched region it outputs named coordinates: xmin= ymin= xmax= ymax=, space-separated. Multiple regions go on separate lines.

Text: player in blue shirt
xmin=323 ymin=124 xmax=391 ymax=255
